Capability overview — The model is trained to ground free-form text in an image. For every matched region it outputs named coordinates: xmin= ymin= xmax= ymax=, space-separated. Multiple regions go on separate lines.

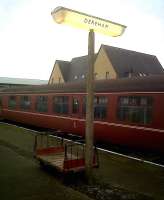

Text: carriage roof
xmin=1 ymin=75 xmax=164 ymax=94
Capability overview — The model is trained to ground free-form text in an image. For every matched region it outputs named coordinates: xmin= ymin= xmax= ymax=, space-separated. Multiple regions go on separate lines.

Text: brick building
xmin=48 ymin=45 xmax=164 ymax=84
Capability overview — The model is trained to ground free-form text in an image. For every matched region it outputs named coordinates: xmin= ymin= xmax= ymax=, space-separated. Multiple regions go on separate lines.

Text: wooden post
xmin=85 ymin=29 xmax=95 ymax=180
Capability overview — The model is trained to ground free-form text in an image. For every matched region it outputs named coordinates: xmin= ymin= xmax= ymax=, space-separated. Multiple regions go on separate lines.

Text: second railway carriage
xmin=0 ymin=75 xmax=164 ymax=152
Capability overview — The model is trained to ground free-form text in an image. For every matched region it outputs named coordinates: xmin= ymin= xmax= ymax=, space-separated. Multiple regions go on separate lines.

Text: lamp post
xmin=51 ymin=6 xmax=126 ymax=179
xmin=85 ymin=29 xmax=95 ymax=178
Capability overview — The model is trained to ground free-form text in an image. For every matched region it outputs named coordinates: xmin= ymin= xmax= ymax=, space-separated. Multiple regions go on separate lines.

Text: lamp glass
xmin=51 ymin=7 xmax=126 ymax=37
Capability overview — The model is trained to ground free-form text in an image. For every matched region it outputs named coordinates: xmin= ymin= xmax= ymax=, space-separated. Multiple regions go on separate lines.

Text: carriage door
xmin=71 ymin=96 xmax=80 ymax=130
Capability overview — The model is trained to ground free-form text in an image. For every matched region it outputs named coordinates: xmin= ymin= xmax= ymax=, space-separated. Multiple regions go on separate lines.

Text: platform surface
xmin=0 ymin=123 xmax=164 ymax=200
xmin=0 ymin=144 xmax=92 ymax=200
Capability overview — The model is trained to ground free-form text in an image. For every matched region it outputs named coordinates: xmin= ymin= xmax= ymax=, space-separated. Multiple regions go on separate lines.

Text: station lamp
xmin=51 ymin=6 xmax=126 ymax=179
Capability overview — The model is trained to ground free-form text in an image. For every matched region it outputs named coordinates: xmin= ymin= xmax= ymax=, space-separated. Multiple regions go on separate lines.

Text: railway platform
xmin=0 ymin=122 xmax=164 ymax=200
xmin=0 ymin=144 xmax=92 ymax=200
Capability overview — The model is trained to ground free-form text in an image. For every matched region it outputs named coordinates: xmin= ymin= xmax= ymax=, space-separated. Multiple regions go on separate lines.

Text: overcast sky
xmin=0 ymin=0 xmax=164 ymax=80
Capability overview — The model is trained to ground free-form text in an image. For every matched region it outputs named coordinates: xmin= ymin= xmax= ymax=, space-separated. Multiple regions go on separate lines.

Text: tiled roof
xmin=102 ymin=45 xmax=164 ymax=77
xmin=56 ymin=60 xmax=70 ymax=81
xmin=53 ymin=45 xmax=164 ymax=82
xmin=67 ymin=54 xmax=97 ymax=82
xmin=68 ymin=55 xmax=88 ymax=82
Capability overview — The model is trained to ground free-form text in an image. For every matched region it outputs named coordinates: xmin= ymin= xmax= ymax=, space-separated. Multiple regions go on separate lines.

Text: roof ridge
xmin=71 ymin=53 xmax=98 ymax=61
xmin=101 ymin=44 xmax=156 ymax=57
xmin=56 ymin=60 xmax=70 ymax=63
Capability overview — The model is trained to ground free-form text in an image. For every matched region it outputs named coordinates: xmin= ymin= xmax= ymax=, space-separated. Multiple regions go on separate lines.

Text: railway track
xmin=1 ymin=120 xmax=164 ymax=168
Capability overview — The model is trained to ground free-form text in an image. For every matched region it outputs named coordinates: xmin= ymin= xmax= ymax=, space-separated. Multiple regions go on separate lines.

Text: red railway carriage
xmin=0 ymin=75 xmax=164 ymax=152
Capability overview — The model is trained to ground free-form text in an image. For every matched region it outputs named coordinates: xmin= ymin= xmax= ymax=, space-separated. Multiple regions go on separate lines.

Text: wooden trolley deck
xmin=34 ymin=134 xmax=98 ymax=173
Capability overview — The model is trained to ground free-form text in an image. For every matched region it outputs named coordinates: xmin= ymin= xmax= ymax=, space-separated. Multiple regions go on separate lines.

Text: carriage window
xmin=94 ymin=96 xmax=108 ymax=119
xmin=72 ymin=98 xmax=79 ymax=114
xmin=20 ymin=96 xmax=31 ymax=110
xmin=0 ymin=97 xmax=2 ymax=111
xmin=53 ymin=96 xmax=68 ymax=114
xmin=8 ymin=96 xmax=17 ymax=109
xmin=117 ymin=96 xmax=153 ymax=124
xmin=82 ymin=96 xmax=108 ymax=119
xmin=36 ymin=96 xmax=48 ymax=113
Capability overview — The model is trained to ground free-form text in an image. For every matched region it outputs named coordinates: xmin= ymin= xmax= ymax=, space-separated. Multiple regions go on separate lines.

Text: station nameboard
xmin=51 ymin=7 xmax=126 ymax=37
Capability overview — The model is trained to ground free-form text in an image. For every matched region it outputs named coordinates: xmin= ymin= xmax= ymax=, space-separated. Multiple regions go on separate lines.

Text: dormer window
xmin=141 ymin=73 xmax=147 ymax=76
xmin=81 ymin=74 xmax=85 ymax=79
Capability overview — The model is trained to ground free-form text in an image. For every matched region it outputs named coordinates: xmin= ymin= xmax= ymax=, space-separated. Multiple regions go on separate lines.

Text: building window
xmin=51 ymin=78 xmax=54 ymax=84
xmin=20 ymin=96 xmax=31 ymax=110
xmin=8 ymin=96 xmax=17 ymax=109
xmin=117 ymin=96 xmax=153 ymax=124
xmin=53 ymin=96 xmax=68 ymax=114
xmin=106 ymin=72 xmax=109 ymax=79
xmin=72 ymin=98 xmax=79 ymax=114
xmin=58 ymin=77 xmax=61 ymax=83
xmin=82 ymin=96 xmax=108 ymax=119
xmin=36 ymin=96 xmax=48 ymax=113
